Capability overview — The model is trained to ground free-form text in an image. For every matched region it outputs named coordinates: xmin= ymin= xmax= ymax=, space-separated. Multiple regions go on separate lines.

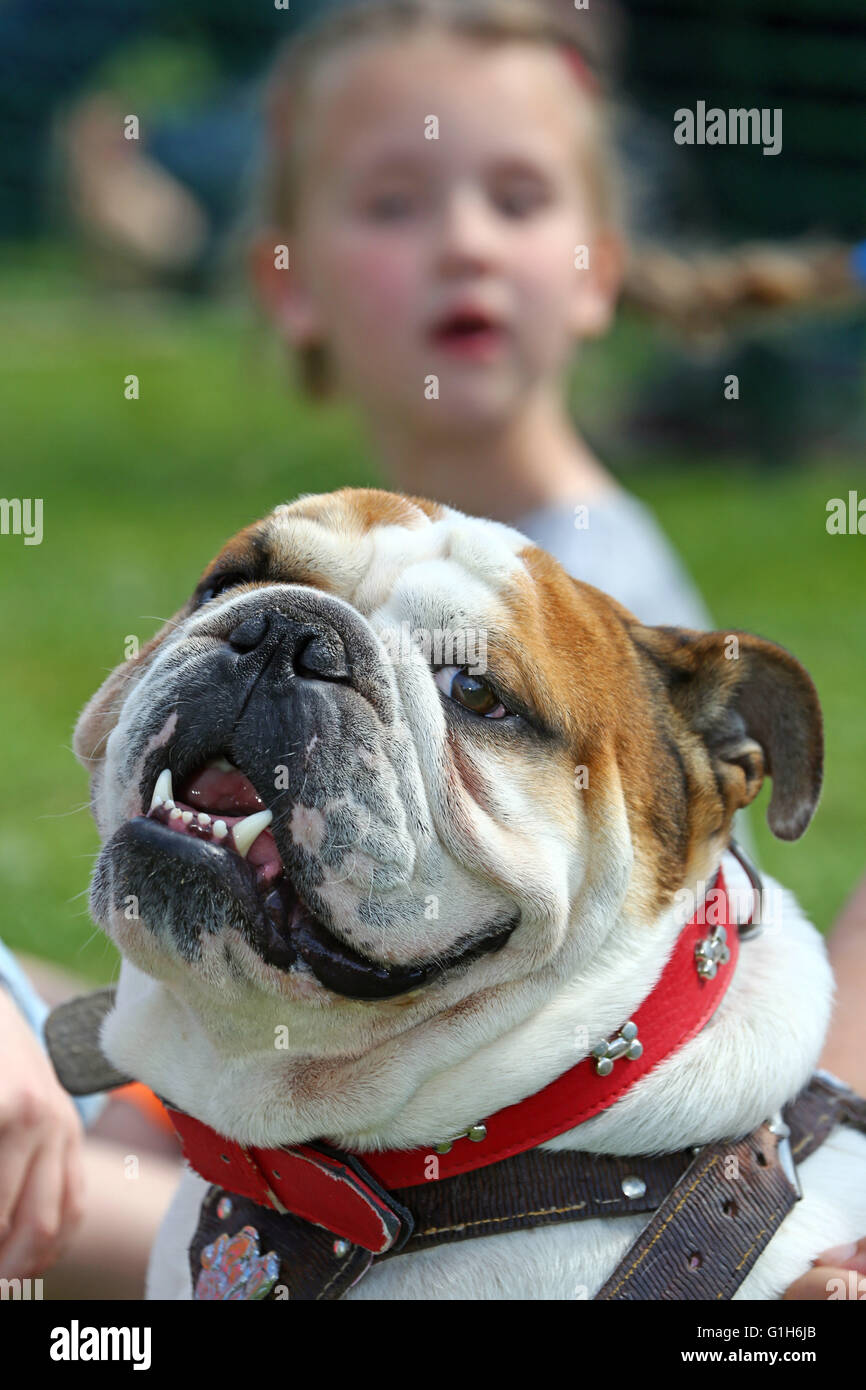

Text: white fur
xmin=76 ymin=500 xmax=860 ymax=1300
xmin=139 ymin=852 xmax=866 ymax=1299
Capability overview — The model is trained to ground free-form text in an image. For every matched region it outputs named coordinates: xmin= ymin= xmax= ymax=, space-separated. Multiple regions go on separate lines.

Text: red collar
xmin=164 ymin=864 xmax=742 ymax=1254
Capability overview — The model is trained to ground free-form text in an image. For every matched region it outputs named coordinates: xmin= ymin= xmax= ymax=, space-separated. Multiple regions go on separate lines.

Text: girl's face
xmin=263 ymin=34 xmax=620 ymax=431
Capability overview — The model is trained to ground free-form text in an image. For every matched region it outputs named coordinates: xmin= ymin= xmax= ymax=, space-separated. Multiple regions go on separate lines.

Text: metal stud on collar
xmin=591 ymin=1021 xmax=642 ymax=1077
xmin=695 ymin=923 xmax=731 ymax=980
xmin=434 ymin=1122 xmax=488 ymax=1155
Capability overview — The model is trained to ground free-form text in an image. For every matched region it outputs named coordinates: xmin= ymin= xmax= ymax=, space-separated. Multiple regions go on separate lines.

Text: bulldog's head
xmin=73 ymin=489 xmax=822 ymax=1129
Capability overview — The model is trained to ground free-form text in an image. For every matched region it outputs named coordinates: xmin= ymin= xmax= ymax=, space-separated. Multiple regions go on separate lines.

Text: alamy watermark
xmin=378 ymin=621 xmax=488 ymax=674
xmin=826 ymin=490 xmax=865 ymax=535
xmin=0 ymin=497 xmax=42 ymax=545
xmin=674 ymin=876 xmax=782 ymax=931
xmin=674 ymin=102 xmax=782 ymax=157
xmin=1 ymin=1276 xmax=43 ymax=1299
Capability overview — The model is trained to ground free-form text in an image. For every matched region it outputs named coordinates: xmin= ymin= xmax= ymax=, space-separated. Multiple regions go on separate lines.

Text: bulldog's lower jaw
xmin=107 ymin=812 xmax=518 ymax=1003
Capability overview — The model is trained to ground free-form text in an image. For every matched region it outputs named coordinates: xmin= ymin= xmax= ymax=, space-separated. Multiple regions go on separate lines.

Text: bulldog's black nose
xmin=227 ymin=609 xmax=349 ymax=681
xmin=227 ymin=612 xmax=270 ymax=653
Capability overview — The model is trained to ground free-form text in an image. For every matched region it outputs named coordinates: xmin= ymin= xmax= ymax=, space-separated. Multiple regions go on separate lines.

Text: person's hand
xmin=0 ymin=986 xmax=86 ymax=1277
xmin=784 ymin=1238 xmax=866 ymax=1300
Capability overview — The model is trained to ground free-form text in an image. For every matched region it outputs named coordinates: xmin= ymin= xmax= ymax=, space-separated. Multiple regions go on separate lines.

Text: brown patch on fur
xmin=625 ymin=624 xmax=823 ymax=841
xmin=281 ymin=487 xmax=443 ymax=535
xmin=198 ymin=519 xmax=334 ymax=594
xmin=491 ymin=545 xmax=727 ymax=908
xmin=493 ymin=542 xmax=821 ymax=909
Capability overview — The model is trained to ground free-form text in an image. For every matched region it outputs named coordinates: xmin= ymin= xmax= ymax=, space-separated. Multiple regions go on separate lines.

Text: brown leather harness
xmin=43 ymin=985 xmax=866 ymax=1300
xmin=184 ymin=1069 xmax=866 ymax=1300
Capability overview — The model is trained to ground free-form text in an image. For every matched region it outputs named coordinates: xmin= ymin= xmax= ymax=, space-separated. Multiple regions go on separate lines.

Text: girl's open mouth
xmin=430 ymin=308 xmax=508 ymax=360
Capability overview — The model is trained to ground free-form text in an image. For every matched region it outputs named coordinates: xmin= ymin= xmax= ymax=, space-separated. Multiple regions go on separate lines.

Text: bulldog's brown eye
xmin=197 ymin=572 xmax=248 ymax=606
xmin=434 ymin=666 xmax=508 ymax=719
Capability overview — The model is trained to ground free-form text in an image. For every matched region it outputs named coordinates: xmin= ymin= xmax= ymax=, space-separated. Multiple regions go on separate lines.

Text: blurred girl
xmin=253 ymin=0 xmax=711 ymax=628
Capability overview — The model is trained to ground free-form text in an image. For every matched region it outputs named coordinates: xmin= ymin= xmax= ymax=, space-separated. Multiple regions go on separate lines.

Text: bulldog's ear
xmin=73 ymin=623 xmax=176 ymax=770
xmin=630 ymin=626 xmax=823 ymax=841
xmin=73 ymin=662 xmax=134 ymax=770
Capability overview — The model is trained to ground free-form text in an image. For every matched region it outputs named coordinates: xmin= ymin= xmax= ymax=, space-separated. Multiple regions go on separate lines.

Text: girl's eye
xmin=366 ymin=190 xmax=417 ymax=220
xmin=494 ymin=182 xmax=550 ymax=218
xmin=433 ymin=666 xmax=509 ymax=719
xmin=198 ymin=572 xmax=247 ymax=606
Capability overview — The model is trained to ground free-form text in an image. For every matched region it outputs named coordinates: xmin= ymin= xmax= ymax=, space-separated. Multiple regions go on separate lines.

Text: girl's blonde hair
xmin=261 ymin=0 xmax=621 ymax=396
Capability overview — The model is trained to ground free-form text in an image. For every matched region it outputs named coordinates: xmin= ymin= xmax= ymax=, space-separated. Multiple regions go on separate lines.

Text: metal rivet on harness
xmin=333 ymin=1239 xmax=351 ymax=1257
xmin=216 ymin=1196 xmax=233 ymax=1220
xmin=621 ymin=1175 xmax=646 ymax=1198
xmin=592 ymin=1021 xmax=642 ymax=1076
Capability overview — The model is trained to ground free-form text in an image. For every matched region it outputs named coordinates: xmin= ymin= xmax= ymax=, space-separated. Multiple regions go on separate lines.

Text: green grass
xmin=1 ymin=248 xmax=863 ymax=983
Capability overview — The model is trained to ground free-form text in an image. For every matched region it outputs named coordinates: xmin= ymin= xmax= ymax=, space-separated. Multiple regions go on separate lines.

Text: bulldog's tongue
xmin=179 ymin=762 xmax=266 ymax=815
xmin=175 ymin=760 xmax=283 ymax=885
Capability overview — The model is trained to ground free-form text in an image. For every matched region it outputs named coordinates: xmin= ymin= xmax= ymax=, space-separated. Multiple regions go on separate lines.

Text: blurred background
xmin=0 ymin=0 xmax=863 ymax=981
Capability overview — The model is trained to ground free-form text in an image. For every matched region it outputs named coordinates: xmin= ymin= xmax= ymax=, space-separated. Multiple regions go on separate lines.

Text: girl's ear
xmin=570 ymin=226 xmax=625 ymax=339
xmin=249 ymin=231 xmax=325 ymax=346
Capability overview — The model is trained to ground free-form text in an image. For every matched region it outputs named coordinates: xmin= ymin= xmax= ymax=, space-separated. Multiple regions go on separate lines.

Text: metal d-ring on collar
xmin=695 ymin=838 xmax=764 ymax=979
xmin=727 ymin=837 xmax=764 ymax=941
xmin=727 ymin=843 xmax=798 ymax=1187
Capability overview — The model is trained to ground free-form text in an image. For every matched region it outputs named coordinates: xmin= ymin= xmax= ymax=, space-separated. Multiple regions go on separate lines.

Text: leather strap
xmin=593 ymin=1121 xmax=797 ymax=1300
xmin=187 ymin=1071 xmax=866 ymax=1300
xmin=382 ymin=1146 xmax=693 ymax=1256
xmin=594 ymin=1069 xmax=866 ymax=1301
xmin=787 ymin=1068 xmax=866 ymax=1163
xmin=43 ymin=987 xmax=131 ymax=1095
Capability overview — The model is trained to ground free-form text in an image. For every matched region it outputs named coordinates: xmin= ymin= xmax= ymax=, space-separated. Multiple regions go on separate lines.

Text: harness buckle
xmin=768 ymin=1112 xmax=802 ymax=1199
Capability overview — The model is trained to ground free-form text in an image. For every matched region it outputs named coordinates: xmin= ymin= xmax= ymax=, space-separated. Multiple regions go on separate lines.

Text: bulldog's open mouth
xmin=126 ymin=758 xmax=516 ymax=1001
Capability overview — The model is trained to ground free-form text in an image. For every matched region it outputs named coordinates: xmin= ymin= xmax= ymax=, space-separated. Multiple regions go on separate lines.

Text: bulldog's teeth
xmin=150 ymin=769 xmax=173 ymax=811
xmin=197 ymin=812 xmax=211 ymax=826
xmin=181 ymin=811 xmax=193 ymax=824
xmin=163 ymin=799 xmax=176 ymax=812
xmin=169 ymin=807 xmax=182 ymax=821
xmin=232 ymin=808 xmax=273 ymax=858
xmin=213 ymin=820 xmax=228 ymax=839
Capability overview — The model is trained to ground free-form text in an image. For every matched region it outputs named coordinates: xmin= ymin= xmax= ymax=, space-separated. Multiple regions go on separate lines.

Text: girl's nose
xmin=434 ymin=189 xmax=501 ymax=274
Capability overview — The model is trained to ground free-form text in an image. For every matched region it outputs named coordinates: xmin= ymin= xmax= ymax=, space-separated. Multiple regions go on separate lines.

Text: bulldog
xmin=71 ymin=487 xmax=866 ymax=1300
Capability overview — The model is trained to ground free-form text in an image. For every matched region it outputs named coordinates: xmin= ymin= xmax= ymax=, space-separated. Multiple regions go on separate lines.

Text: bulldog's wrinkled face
xmin=74 ymin=488 xmax=823 ymax=1028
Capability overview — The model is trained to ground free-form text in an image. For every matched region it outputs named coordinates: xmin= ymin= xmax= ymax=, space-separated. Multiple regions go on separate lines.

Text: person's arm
xmin=784 ymin=1237 xmax=866 ymax=1300
xmin=819 ymin=871 xmax=866 ymax=1096
xmin=0 ymin=940 xmax=106 ymax=1129
xmin=0 ymin=981 xmax=86 ymax=1277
